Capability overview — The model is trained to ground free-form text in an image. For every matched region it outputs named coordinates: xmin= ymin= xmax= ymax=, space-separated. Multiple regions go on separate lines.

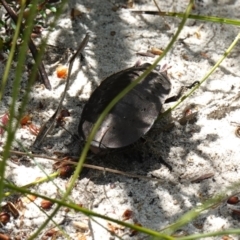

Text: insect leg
xmin=164 ymin=81 xmax=200 ymax=103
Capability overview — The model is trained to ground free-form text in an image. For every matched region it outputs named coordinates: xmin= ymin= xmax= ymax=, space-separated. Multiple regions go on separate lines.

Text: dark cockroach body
xmin=78 ymin=63 xmax=173 ymax=151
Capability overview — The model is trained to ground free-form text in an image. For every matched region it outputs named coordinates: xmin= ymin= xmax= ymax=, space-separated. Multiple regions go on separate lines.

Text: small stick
xmin=5 ymin=149 xmax=174 ymax=183
xmin=32 ymin=33 xmax=90 ymax=148
xmin=0 ymin=0 xmax=52 ymax=90
xmin=190 ymin=173 xmax=214 ymax=183
xmin=131 ymin=10 xmax=161 ymax=15
xmin=136 ymin=52 xmax=155 ymax=58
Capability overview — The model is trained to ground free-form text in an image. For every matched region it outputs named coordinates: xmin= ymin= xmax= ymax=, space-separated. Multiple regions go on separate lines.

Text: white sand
xmin=1 ymin=0 xmax=240 ymax=239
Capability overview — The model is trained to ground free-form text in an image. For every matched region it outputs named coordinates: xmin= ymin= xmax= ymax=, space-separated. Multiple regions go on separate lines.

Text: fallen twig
xmin=5 ymin=149 xmax=172 ymax=183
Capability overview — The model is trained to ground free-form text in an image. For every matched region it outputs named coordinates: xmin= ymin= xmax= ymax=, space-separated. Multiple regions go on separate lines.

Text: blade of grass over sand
xmin=161 ymin=174 xmax=240 ymax=237
xmin=4 ymin=182 xmax=176 ymax=240
xmin=1 ymin=0 xmax=51 ymax=90
xmin=0 ymin=0 xmax=39 ymax=204
xmin=160 ymin=195 xmax=224 ymax=236
xmin=174 ymin=229 xmax=240 ymax=240
xmin=0 ymin=2 xmax=23 ymax=101
xmin=27 ymin=34 xmax=89 ymax=240
xmin=0 ymin=10 xmax=23 ymax=203
xmin=131 ymin=11 xmax=240 ymax=26
xmin=6 ymin=181 xmax=240 ymax=239
xmin=160 ymin=32 xmax=240 ymax=118
xmin=0 ymin=0 xmax=78 ymax=237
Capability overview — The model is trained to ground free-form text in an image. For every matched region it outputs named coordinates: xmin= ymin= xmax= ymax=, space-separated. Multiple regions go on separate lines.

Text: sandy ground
xmin=1 ymin=0 xmax=240 ymax=239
